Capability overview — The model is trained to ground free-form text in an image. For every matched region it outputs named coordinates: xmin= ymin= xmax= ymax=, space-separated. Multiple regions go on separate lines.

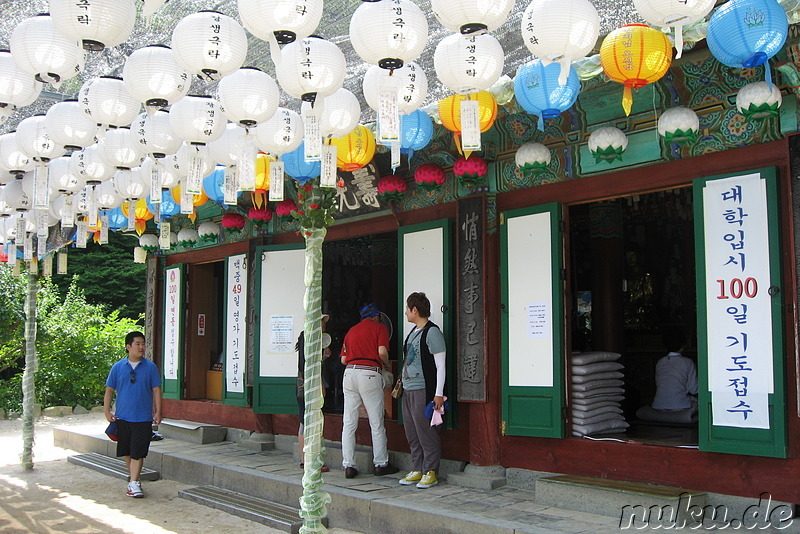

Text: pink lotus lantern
xmin=414 ymin=164 xmax=446 ymax=192
xmin=453 ymin=155 xmax=488 ymax=187
xmin=377 ymin=175 xmax=407 ymax=203
xmin=221 ymin=212 xmax=246 ymax=234
xmin=248 ymin=206 xmax=273 ymax=228
xmin=275 ymin=198 xmax=298 ymax=221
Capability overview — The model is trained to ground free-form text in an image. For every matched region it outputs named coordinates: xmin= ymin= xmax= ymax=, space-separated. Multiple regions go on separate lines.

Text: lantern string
xmin=674 ymin=25 xmax=684 ymax=60
xmin=265 ymin=30 xmax=282 ymax=68
xmin=622 ymin=86 xmax=633 ymax=116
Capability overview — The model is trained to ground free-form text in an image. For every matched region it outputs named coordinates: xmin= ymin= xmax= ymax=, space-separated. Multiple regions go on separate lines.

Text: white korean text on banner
xmin=164 ymin=267 xmax=182 ymax=380
xmin=226 ymin=254 xmax=247 ymax=393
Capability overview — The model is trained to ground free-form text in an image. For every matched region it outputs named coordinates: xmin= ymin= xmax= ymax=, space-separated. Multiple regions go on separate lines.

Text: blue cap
xmin=105 ymin=421 xmax=118 ymax=442
xmin=360 ymin=303 xmax=381 ymax=320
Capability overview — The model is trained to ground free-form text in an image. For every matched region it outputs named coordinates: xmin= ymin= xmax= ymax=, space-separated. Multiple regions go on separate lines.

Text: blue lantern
xmin=281 ymin=141 xmax=321 ymax=185
xmin=105 ymin=207 xmax=128 ymax=230
xmin=399 ymin=110 xmax=434 ymax=162
xmin=706 ymin=0 xmax=788 ymax=85
xmin=147 ymin=190 xmax=179 ymax=219
xmin=514 ymin=59 xmax=580 ymax=131
xmin=202 ymin=165 xmax=236 ymax=206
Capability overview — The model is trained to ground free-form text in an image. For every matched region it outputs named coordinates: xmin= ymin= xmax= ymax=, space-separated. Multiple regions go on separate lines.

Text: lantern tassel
xmin=135 ymin=220 xmax=146 ymax=236
xmin=765 ymin=61 xmax=773 ymax=88
xmin=189 ymin=211 xmax=197 ymax=224
xmin=453 ymin=133 xmax=463 ymax=156
xmin=537 ymin=115 xmax=544 ymax=132
xmin=557 ymin=58 xmax=570 ymax=86
xmin=674 ymin=25 xmax=684 ymax=60
xmin=622 ymin=86 xmax=633 ymax=116
xmin=251 ymin=191 xmax=264 ymax=209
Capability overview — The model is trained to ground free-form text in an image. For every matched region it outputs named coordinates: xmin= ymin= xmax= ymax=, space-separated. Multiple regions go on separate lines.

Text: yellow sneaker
xmin=399 ymin=470 xmax=422 ymax=485
xmin=416 ymin=471 xmax=438 ymax=489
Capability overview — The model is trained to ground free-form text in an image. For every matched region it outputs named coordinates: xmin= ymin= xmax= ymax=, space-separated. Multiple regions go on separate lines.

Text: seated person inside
xmin=636 ymin=329 xmax=698 ymax=424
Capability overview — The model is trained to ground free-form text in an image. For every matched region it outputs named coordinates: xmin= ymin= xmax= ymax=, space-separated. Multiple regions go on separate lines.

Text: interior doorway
xmin=184 ymin=260 xmax=225 ymax=401
xmin=569 ymin=187 xmax=699 ymax=446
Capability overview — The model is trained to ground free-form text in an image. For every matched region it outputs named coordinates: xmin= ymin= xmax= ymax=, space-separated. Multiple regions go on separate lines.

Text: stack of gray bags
xmin=571 ymin=351 xmax=628 ymax=437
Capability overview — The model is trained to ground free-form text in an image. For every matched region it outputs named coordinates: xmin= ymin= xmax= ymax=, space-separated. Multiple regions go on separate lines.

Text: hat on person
xmin=105 ymin=421 xmax=118 ymax=442
xmin=359 ymin=303 xmax=381 ymax=320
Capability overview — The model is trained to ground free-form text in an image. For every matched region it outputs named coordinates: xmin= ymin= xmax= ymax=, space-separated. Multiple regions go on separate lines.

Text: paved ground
xmin=0 ymin=413 xmax=361 ymax=534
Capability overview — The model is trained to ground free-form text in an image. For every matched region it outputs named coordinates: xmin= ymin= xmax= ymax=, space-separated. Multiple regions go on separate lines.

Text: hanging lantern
xmin=4 ymin=179 xmax=30 ymax=212
xmin=318 ymin=89 xmax=361 ymax=138
xmin=434 ymin=33 xmax=505 ymax=95
xmin=142 ymin=0 xmax=168 ymax=18
xmin=171 ymin=11 xmax=248 ymax=82
xmin=169 ymin=95 xmax=226 ymax=145
xmin=657 ymin=107 xmax=700 ymax=144
xmin=175 ymin=143 xmax=214 ymax=178
xmin=237 ymin=0 xmax=323 ymax=44
xmin=399 ymin=110 xmax=434 ymax=161
xmin=113 ymin=167 xmax=147 ymax=199
xmin=10 ymin=14 xmax=85 ymax=88
xmin=49 ymin=0 xmax=136 ymax=51
xmin=275 ymin=198 xmax=297 ymax=221
xmin=125 ymin=197 xmax=155 ymax=234
xmin=281 ymin=142 xmax=321 ymax=184
xmin=45 ymin=100 xmax=98 ymax=151
xmin=349 ymin=0 xmax=429 ymax=70
xmin=123 ymin=45 xmax=191 ymax=109
xmin=146 ymin=190 xmax=179 ymax=219
xmin=363 ymin=62 xmax=428 ymax=115
xmin=97 ymin=127 xmax=145 ymax=170
xmin=247 ymin=206 xmax=273 ymax=228
xmin=0 ymin=51 xmax=43 ymax=116
xmin=94 ymin=180 xmax=123 ymax=210
xmin=208 ymin=123 xmax=247 ymax=167
xmin=202 ymin=166 xmax=234 ymax=206
xmin=0 ymin=133 xmax=34 ymax=176
xmin=706 ymin=0 xmax=788 ymax=85
xmin=252 ymin=153 xmax=274 ymax=208
xmin=197 ymin=220 xmax=220 ymax=243
xmin=414 ymin=163 xmax=446 ymax=191
xmin=588 ymin=127 xmax=628 ymax=163
xmin=254 ymin=107 xmax=303 ymax=156
xmin=430 ymin=0 xmax=514 ymax=34
xmin=453 ymin=155 xmax=488 ymax=187
xmin=16 ymin=115 xmax=66 ymax=162
xmin=71 ymin=143 xmax=114 ymax=185
xmin=514 ymin=59 xmax=581 ymax=130
xmin=438 ymin=91 xmax=497 ymax=155
xmin=221 ymin=211 xmax=246 ymax=233
xmin=78 ymin=76 xmax=141 ymax=129
xmin=276 ymin=36 xmax=346 ymax=102
xmin=217 ymin=67 xmax=279 ymax=128
xmin=135 ymin=110 xmax=182 ymax=159
xmin=521 ymin=0 xmax=600 ymax=85
xmin=633 ymin=0 xmax=715 ymax=58
xmin=171 ymin=184 xmax=209 ymax=207
xmin=515 ymin=142 xmax=551 ymax=173
xmin=177 ymin=227 xmax=199 ymax=248
xmin=139 ymin=233 xmax=158 ymax=251
xmin=143 ymin=154 xmax=180 ymax=190
xmin=329 ymin=125 xmax=376 ymax=172
xmin=49 ymin=156 xmax=85 ymax=193
xmin=736 ymin=81 xmax=782 ymax=120
xmin=377 ymin=174 xmax=407 ymax=203
xmin=600 ymin=24 xmax=673 ymax=116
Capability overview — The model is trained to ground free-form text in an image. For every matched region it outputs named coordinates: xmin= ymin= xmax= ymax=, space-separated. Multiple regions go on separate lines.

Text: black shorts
xmin=115 ymin=420 xmax=152 ymax=460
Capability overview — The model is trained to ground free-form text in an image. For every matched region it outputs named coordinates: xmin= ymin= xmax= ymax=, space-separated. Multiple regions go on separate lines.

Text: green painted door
xmin=162 ymin=264 xmax=186 ymax=400
xmin=694 ymin=168 xmax=787 ymax=458
xmin=500 ymin=203 xmax=565 ymax=438
xmin=252 ymin=243 xmax=306 ymax=414
xmin=223 ymin=253 xmax=249 ymax=407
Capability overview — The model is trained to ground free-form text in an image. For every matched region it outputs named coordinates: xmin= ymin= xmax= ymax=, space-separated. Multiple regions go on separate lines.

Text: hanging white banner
xmin=57 ymin=251 xmax=67 ymax=274
xmin=302 ymin=103 xmax=322 ymax=162
xmin=460 ymin=99 xmax=481 ymax=152
xmin=33 ymin=165 xmax=49 ymax=209
xmin=269 ymin=161 xmax=285 ymax=202
xmin=100 ymin=213 xmax=109 ymax=244
xmin=163 ymin=267 xmax=182 ymax=380
xmin=378 ymin=89 xmax=400 ymax=144
xmin=62 ymin=196 xmax=75 ymax=228
xmin=225 ymin=253 xmax=247 ymax=394
xmin=180 ymin=184 xmax=193 ymax=215
xmin=150 ymin=162 xmax=162 ymax=203
xmin=76 ymin=220 xmax=89 ymax=249
xmin=320 ymin=144 xmax=337 ymax=188
xmin=7 ymin=244 xmax=16 ymax=266
xmin=185 ymin=147 xmax=203 ymax=195
xmin=42 ymin=254 xmax=52 ymax=277
xmin=159 ymin=222 xmax=171 ymax=250
xmin=224 ymin=166 xmax=238 ymax=205
xmin=237 ymin=142 xmax=257 ymax=192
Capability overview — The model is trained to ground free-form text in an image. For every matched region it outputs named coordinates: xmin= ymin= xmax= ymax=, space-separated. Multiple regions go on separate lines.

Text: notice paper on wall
xmin=527 ymin=302 xmax=550 ymax=338
xmin=269 ymin=315 xmax=295 ymax=352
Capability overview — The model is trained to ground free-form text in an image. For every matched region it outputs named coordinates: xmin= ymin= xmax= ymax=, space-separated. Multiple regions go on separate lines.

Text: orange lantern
xmin=171 ymin=184 xmax=209 ymax=223
xmin=600 ymin=23 xmax=672 ymax=116
xmin=253 ymin=152 xmax=274 ymax=208
xmin=122 ymin=198 xmax=154 ymax=236
xmin=438 ymin=90 xmax=497 ymax=157
xmin=329 ymin=124 xmax=376 ymax=172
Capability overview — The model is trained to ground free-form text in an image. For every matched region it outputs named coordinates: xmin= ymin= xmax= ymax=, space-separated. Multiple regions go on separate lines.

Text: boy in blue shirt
xmin=104 ymin=331 xmax=162 ymax=498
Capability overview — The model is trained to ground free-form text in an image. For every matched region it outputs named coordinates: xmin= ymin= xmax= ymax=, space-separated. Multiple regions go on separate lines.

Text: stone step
xmin=536 ymin=474 xmax=707 ymax=522
xmin=179 ymin=485 xmax=323 ymax=533
xmin=68 ymin=452 xmax=160 ymax=481
xmin=158 ymin=418 xmax=227 ymax=444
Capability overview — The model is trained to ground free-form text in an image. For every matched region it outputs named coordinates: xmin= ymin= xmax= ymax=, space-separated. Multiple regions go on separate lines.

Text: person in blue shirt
xmin=103 ymin=331 xmax=162 ymax=498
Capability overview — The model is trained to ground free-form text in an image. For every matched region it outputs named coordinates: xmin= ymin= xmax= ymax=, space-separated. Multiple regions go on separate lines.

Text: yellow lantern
xmin=171 ymin=184 xmax=209 ymax=223
xmin=600 ymin=23 xmax=672 ymax=116
xmin=253 ymin=152 xmax=274 ymax=208
xmin=438 ymin=90 xmax=497 ymax=157
xmin=122 ymin=198 xmax=154 ymax=236
xmin=329 ymin=124 xmax=376 ymax=172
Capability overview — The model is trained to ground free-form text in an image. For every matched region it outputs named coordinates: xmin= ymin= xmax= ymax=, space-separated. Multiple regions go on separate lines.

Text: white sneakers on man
xmin=126 ymin=480 xmax=143 ymax=498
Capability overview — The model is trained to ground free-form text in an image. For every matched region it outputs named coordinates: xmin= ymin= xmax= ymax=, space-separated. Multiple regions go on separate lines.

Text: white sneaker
xmin=127 ymin=480 xmax=143 ymax=498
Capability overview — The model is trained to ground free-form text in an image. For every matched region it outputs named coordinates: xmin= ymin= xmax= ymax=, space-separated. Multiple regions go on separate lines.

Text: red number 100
xmin=716 ymin=278 xmax=757 ymax=299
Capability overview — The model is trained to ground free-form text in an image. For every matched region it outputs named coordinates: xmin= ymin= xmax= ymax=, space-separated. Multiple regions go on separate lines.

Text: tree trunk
xmin=21 ymin=272 xmax=38 ymax=471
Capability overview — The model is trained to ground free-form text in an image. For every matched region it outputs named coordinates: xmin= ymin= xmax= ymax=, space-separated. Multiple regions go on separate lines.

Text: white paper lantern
xmin=362 ymin=62 xmax=428 ymax=114
xmin=49 ymin=0 xmax=136 ymax=51
xmin=16 ymin=115 xmax=66 ymax=162
xmin=10 ymin=14 xmax=85 ymax=88
xmin=276 ymin=37 xmax=346 ymax=102
xmin=133 ymin=110 xmax=182 ymax=158
xmin=633 ymin=0 xmax=715 ymax=58
xmin=71 ymin=143 xmax=114 ymax=184
xmin=97 ymin=127 xmax=145 ymax=170
xmin=175 ymin=142 xmax=214 ymax=178
xmin=169 ymin=231 xmax=178 ymax=247
xmin=4 ymin=179 xmax=30 ymax=212
xmin=317 ymin=89 xmax=361 ymax=138
xmin=0 ymin=51 xmax=43 ymax=113
xmin=168 ymin=95 xmax=226 ymax=145
xmin=123 ymin=45 xmax=191 ymax=109
xmin=208 ymin=123 xmax=247 ymax=166
xmin=0 ymin=106 xmax=13 ymax=127
xmin=49 ymin=156 xmax=85 ymax=193
xmin=430 ymin=0 xmax=514 ymax=34
xmin=138 ymin=233 xmax=158 ymax=250
xmin=0 ymin=133 xmax=34 ymax=176
xmin=736 ymin=81 xmax=783 ymax=121
xmin=197 ymin=220 xmax=219 ymax=240
xmin=78 ymin=76 xmax=141 ymax=129
xmin=253 ymin=107 xmax=303 ymax=155
xmin=94 ymin=180 xmax=122 ymax=210
xmin=171 ymin=11 xmax=248 ymax=82
xmin=20 ymin=170 xmax=57 ymax=203
xmin=588 ymin=126 xmax=628 ymax=162
xmin=0 ymin=170 xmax=14 ymax=186
xmin=45 ymin=100 xmax=98 ymax=150
xmin=237 ymin=0 xmax=323 ymax=44
xmin=0 ymin=191 xmax=14 ymax=219
xmin=177 ymin=227 xmax=199 ymax=248
xmin=140 ymin=155 xmax=180 ymax=190
xmin=521 ymin=0 xmax=600 ymax=85
xmin=113 ymin=167 xmax=147 ymax=199
xmin=349 ymin=0 xmax=428 ymax=69
xmin=434 ymin=33 xmax=505 ymax=94
xmin=217 ymin=67 xmax=280 ymax=127
xmin=657 ymin=107 xmax=700 ymax=144
xmin=515 ymin=142 xmax=551 ymax=172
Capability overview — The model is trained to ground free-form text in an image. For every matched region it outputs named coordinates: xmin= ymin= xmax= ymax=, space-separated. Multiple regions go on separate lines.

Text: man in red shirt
xmin=340 ymin=303 xmax=398 ymax=478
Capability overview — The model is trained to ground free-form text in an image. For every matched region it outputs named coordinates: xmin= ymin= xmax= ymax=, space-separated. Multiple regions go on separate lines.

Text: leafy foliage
xmin=292 ymin=181 xmax=337 ymax=230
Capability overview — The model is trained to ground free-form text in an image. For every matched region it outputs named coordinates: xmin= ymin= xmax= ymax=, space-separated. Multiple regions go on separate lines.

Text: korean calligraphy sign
xmin=226 ymin=253 xmax=248 ymax=394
